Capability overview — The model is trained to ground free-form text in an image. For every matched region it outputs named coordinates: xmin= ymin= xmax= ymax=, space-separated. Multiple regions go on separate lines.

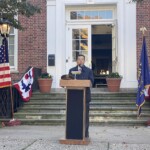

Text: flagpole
xmin=10 ymin=86 xmax=14 ymax=119
xmin=0 ymin=19 xmax=21 ymax=126
xmin=3 ymin=37 xmax=14 ymax=119
xmin=140 ymin=27 xmax=150 ymax=126
xmin=136 ymin=26 xmax=149 ymax=118
xmin=2 ymin=35 xmax=21 ymax=126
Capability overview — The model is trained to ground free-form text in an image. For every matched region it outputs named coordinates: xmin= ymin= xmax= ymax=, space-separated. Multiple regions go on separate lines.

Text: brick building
xmin=9 ymin=0 xmax=150 ymax=88
xmin=137 ymin=0 xmax=150 ymax=68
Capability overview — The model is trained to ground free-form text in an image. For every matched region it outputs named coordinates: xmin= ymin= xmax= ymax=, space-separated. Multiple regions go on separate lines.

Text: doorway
xmin=66 ymin=24 xmax=117 ymax=87
xmin=91 ymin=25 xmax=112 ymax=87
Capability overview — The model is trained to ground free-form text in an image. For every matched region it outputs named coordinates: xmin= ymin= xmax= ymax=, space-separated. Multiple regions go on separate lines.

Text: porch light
xmin=0 ymin=19 xmax=11 ymax=37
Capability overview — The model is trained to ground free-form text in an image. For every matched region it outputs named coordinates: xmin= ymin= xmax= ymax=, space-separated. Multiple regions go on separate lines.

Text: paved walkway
xmin=0 ymin=125 xmax=150 ymax=150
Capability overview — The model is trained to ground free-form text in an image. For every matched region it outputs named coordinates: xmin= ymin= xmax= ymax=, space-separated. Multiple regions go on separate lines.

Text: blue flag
xmin=136 ymin=37 xmax=150 ymax=116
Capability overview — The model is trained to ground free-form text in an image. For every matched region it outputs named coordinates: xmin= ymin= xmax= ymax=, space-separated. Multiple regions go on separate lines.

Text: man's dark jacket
xmin=69 ymin=65 xmax=94 ymax=102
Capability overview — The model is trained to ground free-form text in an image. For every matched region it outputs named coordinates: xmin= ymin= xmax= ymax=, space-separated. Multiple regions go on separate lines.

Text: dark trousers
xmin=85 ymin=102 xmax=90 ymax=137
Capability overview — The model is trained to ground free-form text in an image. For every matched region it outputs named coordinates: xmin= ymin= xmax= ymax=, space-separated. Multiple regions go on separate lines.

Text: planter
xmin=38 ymin=78 xmax=52 ymax=93
xmin=106 ymin=78 xmax=122 ymax=92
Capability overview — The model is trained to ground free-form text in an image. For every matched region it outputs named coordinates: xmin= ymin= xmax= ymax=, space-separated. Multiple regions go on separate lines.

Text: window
xmin=8 ymin=27 xmax=15 ymax=66
xmin=70 ymin=10 xmax=113 ymax=20
xmin=72 ymin=28 xmax=88 ymax=61
xmin=0 ymin=27 xmax=17 ymax=68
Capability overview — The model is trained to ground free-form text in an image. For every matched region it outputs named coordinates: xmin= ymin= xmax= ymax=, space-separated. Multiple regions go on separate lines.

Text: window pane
xmin=77 ymin=11 xmax=84 ymax=19
xmin=9 ymin=56 xmax=14 ymax=66
xmin=106 ymin=10 xmax=113 ymax=19
xmin=80 ymin=40 xmax=88 ymax=50
xmin=99 ymin=11 xmax=106 ymax=19
xmin=80 ymin=29 xmax=88 ymax=39
xmin=70 ymin=10 xmax=113 ymax=20
xmin=85 ymin=11 xmax=91 ymax=19
xmin=10 ymin=27 xmax=14 ymax=34
xmin=91 ymin=11 xmax=99 ymax=19
xmin=73 ymin=51 xmax=80 ymax=62
xmin=80 ymin=51 xmax=88 ymax=61
xmin=72 ymin=29 xmax=80 ymax=39
xmin=0 ymin=34 xmax=15 ymax=67
xmin=0 ymin=37 xmax=2 ymax=45
xmin=72 ymin=40 xmax=80 ymax=50
xmin=70 ymin=11 xmax=77 ymax=20
xmin=9 ymin=45 xmax=14 ymax=55
xmin=9 ymin=36 xmax=14 ymax=45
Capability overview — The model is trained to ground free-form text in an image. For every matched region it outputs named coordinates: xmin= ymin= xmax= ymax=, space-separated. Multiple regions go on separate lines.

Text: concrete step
xmin=24 ymin=101 xmax=150 ymax=106
xmin=22 ymin=105 xmax=150 ymax=109
xmin=14 ymin=112 xmax=150 ymax=119
xmin=20 ymin=105 xmax=150 ymax=110
xmin=31 ymin=93 xmax=136 ymax=98
xmin=32 ymin=92 xmax=136 ymax=97
xmin=18 ymin=106 xmax=150 ymax=114
xmin=30 ymin=97 xmax=136 ymax=100
xmin=28 ymin=100 xmax=137 ymax=104
xmin=17 ymin=110 xmax=150 ymax=114
xmin=0 ymin=118 xmax=147 ymax=126
xmin=13 ymin=91 xmax=150 ymax=126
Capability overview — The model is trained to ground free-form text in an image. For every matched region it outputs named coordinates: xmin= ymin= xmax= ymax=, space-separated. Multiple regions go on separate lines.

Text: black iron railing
xmin=0 ymin=67 xmax=42 ymax=119
xmin=0 ymin=87 xmax=23 ymax=119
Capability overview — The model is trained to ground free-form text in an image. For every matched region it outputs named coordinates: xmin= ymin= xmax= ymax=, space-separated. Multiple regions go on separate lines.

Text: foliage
xmin=131 ymin=0 xmax=144 ymax=2
xmin=40 ymin=73 xmax=52 ymax=79
xmin=107 ymin=72 xmax=122 ymax=78
xmin=0 ymin=0 xmax=41 ymax=30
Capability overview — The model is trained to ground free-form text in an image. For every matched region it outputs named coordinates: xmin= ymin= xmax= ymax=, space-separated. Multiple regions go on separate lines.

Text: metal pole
xmin=3 ymin=37 xmax=14 ymax=119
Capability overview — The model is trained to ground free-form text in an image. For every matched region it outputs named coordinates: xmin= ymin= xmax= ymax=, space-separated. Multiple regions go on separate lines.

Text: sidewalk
xmin=0 ymin=125 xmax=150 ymax=150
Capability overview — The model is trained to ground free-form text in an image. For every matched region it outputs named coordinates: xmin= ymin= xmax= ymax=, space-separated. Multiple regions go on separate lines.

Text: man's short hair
xmin=76 ymin=54 xmax=85 ymax=60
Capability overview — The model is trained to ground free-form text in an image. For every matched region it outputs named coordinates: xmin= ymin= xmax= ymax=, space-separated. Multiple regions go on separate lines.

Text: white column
xmin=124 ymin=1 xmax=137 ymax=88
xmin=55 ymin=0 xmax=66 ymax=88
xmin=117 ymin=0 xmax=126 ymax=88
xmin=47 ymin=0 xmax=56 ymax=88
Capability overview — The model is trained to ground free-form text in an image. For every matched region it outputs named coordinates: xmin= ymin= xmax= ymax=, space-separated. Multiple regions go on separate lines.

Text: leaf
xmin=0 ymin=0 xmax=41 ymax=30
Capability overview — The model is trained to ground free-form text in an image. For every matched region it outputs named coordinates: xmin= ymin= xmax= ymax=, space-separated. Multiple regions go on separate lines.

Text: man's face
xmin=77 ymin=56 xmax=85 ymax=66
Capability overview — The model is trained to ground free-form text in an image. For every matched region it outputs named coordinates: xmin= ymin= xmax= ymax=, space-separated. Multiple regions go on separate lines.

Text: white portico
xmin=47 ymin=0 xmax=137 ymax=88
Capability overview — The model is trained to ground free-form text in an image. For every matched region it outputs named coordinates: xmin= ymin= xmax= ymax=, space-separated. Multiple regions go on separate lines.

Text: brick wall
xmin=137 ymin=0 xmax=150 ymax=69
xmin=11 ymin=1 xmax=150 ymax=83
xmin=12 ymin=0 xmax=47 ymax=82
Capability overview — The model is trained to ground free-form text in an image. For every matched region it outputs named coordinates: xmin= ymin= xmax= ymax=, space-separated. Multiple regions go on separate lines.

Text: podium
xmin=59 ymin=79 xmax=91 ymax=145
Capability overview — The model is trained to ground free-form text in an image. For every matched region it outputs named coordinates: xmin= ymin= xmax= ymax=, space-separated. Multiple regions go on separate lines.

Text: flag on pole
xmin=136 ymin=36 xmax=150 ymax=116
xmin=0 ymin=38 xmax=11 ymax=88
xmin=13 ymin=67 xmax=34 ymax=102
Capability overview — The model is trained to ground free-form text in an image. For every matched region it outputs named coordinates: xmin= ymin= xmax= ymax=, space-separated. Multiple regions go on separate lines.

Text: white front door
xmin=66 ymin=25 xmax=91 ymax=73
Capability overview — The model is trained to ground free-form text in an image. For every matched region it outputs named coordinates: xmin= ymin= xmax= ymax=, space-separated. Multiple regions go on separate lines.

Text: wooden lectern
xmin=59 ymin=79 xmax=91 ymax=145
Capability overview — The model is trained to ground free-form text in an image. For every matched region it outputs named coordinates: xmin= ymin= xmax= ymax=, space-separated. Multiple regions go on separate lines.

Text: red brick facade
xmin=137 ymin=0 xmax=150 ymax=68
xmin=11 ymin=1 xmax=150 ymax=84
xmin=12 ymin=0 xmax=47 ymax=82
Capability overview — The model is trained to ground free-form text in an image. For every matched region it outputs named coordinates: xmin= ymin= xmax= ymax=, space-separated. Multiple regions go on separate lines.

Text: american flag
xmin=0 ymin=38 xmax=11 ymax=88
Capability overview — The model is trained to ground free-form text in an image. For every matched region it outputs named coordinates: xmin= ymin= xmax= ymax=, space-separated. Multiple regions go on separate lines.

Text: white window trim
xmin=10 ymin=28 xmax=18 ymax=73
xmin=66 ymin=5 xmax=117 ymax=22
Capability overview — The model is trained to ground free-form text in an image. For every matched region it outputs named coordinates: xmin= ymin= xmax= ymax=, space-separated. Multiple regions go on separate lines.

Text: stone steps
xmin=32 ymin=92 xmax=136 ymax=96
xmin=14 ymin=112 xmax=150 ymax=119
xmin=0 ymin=119 xmax=147 ymax=126
xmin=24 ymin=101 xmax=150 ymax=106
xmin=12 ymin=91 xmax=150 ymax=126
xmin=30 ymin=97 xmax=136 ymax=100
xmin=19 ymin=106 xmax=150 ymax=110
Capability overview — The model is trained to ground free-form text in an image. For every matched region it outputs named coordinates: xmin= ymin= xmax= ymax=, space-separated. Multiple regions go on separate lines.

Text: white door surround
xmin=47 ymin=0 xmax=137 ymax=88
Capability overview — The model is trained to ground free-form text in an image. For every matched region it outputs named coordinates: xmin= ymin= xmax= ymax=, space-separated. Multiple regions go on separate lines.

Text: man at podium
xmin=69 ymin=54 xmax=94 ymax=138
